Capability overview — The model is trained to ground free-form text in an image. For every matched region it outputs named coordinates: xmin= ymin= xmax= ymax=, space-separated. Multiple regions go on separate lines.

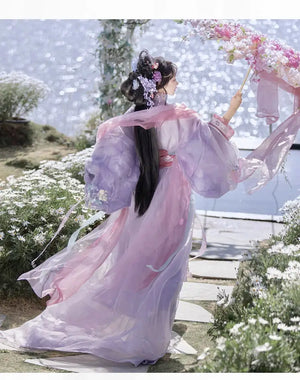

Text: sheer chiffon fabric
xmin=0 ymin=92 xmax=299 ymax=366
xmin=0 ymin=146 xmax=193 ymax=367
xmin=242 ymin=68 xmax=300 ymax=192
xmin=250 ymin=69 xmax=300 ymax=124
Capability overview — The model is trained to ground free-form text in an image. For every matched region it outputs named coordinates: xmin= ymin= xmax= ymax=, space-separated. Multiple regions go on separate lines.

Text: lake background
xmin=0 ymin=19 xmax=299 ymax=215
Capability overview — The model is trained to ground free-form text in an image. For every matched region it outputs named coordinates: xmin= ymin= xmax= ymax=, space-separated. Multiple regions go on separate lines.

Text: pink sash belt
xmin=159 ymin=149 xmax=175 ymax=168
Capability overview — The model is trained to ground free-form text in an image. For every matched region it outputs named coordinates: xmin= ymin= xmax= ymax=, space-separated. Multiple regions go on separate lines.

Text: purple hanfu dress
xmin=0 ymin=93 xmax=299 ymax=366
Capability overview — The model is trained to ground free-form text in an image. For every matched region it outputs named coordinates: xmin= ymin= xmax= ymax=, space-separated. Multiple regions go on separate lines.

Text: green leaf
xmin=173 ymin=19 xmax=184 ymax=24
xmin=229 ymin=53 xmax=235 ymax=63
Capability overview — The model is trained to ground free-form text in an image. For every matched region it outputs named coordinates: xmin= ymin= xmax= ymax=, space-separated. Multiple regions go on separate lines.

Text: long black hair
xmin=121 ymin=50 xmax=177 ymax=216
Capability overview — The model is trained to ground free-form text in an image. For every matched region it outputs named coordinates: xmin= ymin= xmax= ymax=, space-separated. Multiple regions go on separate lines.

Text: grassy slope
xmin=0 ymin=121 xmax=79 ymax=181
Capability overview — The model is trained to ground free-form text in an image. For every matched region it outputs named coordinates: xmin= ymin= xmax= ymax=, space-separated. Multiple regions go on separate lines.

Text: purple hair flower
xmin=153 ymin=70 xmax=162 ymax=83
xmin=138 ymin=75 xmax=157 ymax=107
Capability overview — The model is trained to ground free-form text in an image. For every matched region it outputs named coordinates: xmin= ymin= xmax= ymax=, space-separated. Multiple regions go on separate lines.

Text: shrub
xmin=279 ymin=196 xmax=300 ymax=245
xmin=0 ymin=146 xmax=105 ymax=298
xmin=0 ymin=71 xmax=50 ymax=122
xmin=193 ymin=196 xmax=300 ymax=372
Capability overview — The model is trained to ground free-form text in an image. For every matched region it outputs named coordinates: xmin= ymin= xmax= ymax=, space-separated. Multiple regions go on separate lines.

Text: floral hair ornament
xmin=137 ymin=75 xmax=157 ymax=107
xmin=151 ymin=62 xmax=159 ymax=70
xmin=131 ymin=53 xmax=162 ymax=107
xmin=137 ymin=69 xmax=162 ymax=108
xmin=153 ymin=70 xmax=162 ymax=83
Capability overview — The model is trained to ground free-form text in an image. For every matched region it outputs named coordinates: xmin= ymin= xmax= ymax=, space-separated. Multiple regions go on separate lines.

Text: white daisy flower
xmin=253 ymin=342 xmax=272 ymax=354
xmin=258 ymin=317 xmax=269 ymax=325
xmin=229 ymin=322 xmax=245 ymax=336
xmin=269 ymin=334 xmax=281 ymax=341
xmin=216 ymin=337 xmax=226 ymax=351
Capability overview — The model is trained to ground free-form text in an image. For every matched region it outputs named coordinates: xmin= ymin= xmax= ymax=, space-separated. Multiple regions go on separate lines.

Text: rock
xmin=0 ymin=121 xmax=34 ymax=147
xmin=5 ymin=158 xmax=39 ymax=169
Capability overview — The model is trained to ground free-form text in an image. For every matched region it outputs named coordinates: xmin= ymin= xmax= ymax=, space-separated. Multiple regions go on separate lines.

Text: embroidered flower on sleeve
xmin=98 ymin=189 xmax=108 ymax=202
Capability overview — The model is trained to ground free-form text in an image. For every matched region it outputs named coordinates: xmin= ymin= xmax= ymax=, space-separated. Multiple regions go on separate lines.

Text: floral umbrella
xmin=184 ymin=19 xmax=300 ymax=127
xmin=182 ymin=19 xmax=300 ymax=260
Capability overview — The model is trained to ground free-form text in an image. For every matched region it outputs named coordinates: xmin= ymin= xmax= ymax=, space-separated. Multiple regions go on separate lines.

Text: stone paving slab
xmin=189 ymin=260 xmax=240 ymax=280
xmin=23 ymin=331 xmax=197 ymax=373
xmin=190 ymin=243 xmax=252 ymax=261
xmin=193 ymin=215 xmax=283 ymax=247
xmin=25 ymin=354 xmax=149 ymax=373
xmin=167 ymin=330 xmax=197 ymax=355
xmin=179 ymin=281 xmax=233 ymax=301
xmin=175 ymin=300 xmax=214 ymax=323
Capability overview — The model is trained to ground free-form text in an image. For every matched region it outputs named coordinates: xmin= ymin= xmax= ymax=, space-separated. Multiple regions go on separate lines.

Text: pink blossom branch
xmin=185 ymin=19 xmax=300 ymax=88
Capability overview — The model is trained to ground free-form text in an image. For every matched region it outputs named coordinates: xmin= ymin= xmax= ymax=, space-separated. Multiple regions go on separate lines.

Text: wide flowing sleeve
xmin=176 ymin=114 xmax=240 ymax=198
xmin=176 ymin=108 xmax=299 ymax=198
xmin=84 ymin=126 xmax=139 ymax=213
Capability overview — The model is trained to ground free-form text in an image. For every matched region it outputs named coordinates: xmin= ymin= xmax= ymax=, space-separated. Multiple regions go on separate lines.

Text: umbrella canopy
xmin=185 ymin=19 xmax=300 ymax=125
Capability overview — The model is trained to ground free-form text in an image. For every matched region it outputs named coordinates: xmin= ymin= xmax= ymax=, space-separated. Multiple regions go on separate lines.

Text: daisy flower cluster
xmin=199 ymin=194 xmax=300 ymax=372
xmin=267 ymin=241 xmax=300 ymax=256
xmin=249 ymin=274 xmax=267 ymax=299
xmin=266 ymin=260 xmax=300 ymax=287
xmin=185 ymin=19 xmax=300 ymax=88
xmin=38 ymin=146 xmax=94 ymax=179
xmin=0 ymin=168 xmax=84 ymax=249
xmin=274 ymin=316 xmax=300 ymax=333
xmin=0 ymin=147 xmax=105 ymax=296
xmin=279 ymin=196 xmax=300 ymax=244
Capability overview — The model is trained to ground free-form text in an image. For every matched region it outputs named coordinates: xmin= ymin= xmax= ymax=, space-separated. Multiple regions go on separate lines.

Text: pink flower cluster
xmin=185 ymin=19 xmax=300 ymax=88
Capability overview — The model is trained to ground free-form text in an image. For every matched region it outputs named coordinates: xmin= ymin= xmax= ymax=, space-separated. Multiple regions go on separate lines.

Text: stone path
xmin=178 ymin=212 xmax=283 ymax=326
xmin=1 ymin=212 xmax=284 ymax=373
xmin=188 ymin=259 xmax=240 ymax=279
xmin=179 ymin=281 xmax=233 ymax=301
xmin=25 ymin=354 xmax=150 ymax=373
xmin=175 ymin=300 xmax=214 ymax=323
